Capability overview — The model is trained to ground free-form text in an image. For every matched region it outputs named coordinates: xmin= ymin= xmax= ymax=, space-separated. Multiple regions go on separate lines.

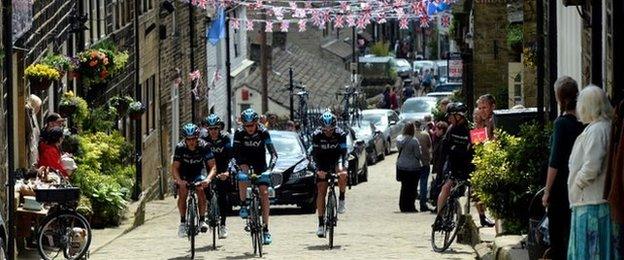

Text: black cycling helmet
xmin=240 ymin=108 xmax=259 ymax=123
xmin=446 ymin=102 xmax=468 ymax=118
xmin=181 ymin=123 xmax=200 ymax=138
xmin=203 ymin=114 xmax=224 ymax=128
xmin=319 ymin=111 xmax=337 ymax=128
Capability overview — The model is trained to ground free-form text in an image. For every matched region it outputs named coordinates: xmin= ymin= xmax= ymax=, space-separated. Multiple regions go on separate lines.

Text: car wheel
xmin=299 ymin=201 xmax=316 ymax=214
xmin=384 ymin=139 xmax=391 ymax=155
xmin=360 ymin=162 xmax=368 ymax=182
xmin=378 ymin=147 xmax=385 ymax=161
xmin=368 ymin=150 xmax=377 ymax=165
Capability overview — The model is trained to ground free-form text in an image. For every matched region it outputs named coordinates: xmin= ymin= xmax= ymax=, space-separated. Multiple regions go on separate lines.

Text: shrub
xmin=471 ymin=122 xmax=552 ymax=234
xmin=370 ymin=41 xmax=390 ymax=57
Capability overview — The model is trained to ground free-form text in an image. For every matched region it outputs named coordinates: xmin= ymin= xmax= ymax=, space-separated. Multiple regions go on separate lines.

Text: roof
xmin=238 ymin=44 xmax=352 ymax=109
xmin=322 ymin=40 xmax=353 ymax=60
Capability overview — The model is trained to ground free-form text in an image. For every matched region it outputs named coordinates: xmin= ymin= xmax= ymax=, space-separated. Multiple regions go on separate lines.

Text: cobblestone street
xmin=92 ymin=154 xmax=476 ymax=259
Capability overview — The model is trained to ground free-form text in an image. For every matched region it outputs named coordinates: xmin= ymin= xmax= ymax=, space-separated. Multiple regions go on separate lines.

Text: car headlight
xmin=291 ymin=169 xmax=314 ymax=179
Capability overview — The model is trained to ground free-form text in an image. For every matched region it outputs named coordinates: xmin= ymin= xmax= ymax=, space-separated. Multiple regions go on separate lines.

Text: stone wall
xmin=472 ymin=0 xmax=509 ymax=104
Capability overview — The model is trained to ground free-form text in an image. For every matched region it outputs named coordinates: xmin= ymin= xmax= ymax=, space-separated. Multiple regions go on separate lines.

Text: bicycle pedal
xmin=244 ymin=225 xmax=251 ymax=232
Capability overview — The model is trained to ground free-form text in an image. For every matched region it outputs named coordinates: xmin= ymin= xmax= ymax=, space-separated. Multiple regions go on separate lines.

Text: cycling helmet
xmin=181 ymin=123 xmax=200 ymax=138
xmin=203 ymin=114 xmax=223 ymax=128
xmin=319 ymin=112 xmax=337 ymax=128
xmin=240 ymin=108 xmax=259 ymax=123
xmin=446 ymin=102 xmax=468 ymax=117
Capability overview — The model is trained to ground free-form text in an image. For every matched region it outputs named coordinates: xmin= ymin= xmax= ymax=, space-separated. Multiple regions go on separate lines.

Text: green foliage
xmin=71 ymin=131 xmax=134 ymax=227
xmin=82 ymin=106 xmax=118 ymax=133
xmin=41 ymin=53 xmax=73 ymax=73
xmin=506 ymin=24 xmax=523 ymax=49
xmin=370 ymin=41 xmax=390 ymax=57
xmin=389 ymin=67 xmax=398 ymax=80
xmin=471 ymin=122 xmax=552 ymax=234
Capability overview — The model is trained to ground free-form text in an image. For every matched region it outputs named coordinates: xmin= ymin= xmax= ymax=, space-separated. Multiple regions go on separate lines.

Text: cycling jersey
xmin=202 ymin=133 xmax=233 ymax=173
xmin=233 ymin=124 xmax=277 ymax=173
xmin=442 ymin=123 xmax=474 ymax=180
xmin=311 ymin=127 xmax=348 ymax=172
xmin=173 ymin=139 xmax=215 ymax=180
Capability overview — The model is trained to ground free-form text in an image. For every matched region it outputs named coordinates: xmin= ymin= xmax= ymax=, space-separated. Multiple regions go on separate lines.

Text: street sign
xmin=449 ymin=52 xmax=463 ymax=80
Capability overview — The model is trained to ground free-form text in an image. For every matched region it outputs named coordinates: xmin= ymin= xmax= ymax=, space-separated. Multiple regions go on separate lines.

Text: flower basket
xmin=110 ymin=96 xmax=134 ymax=116
xmin=58 ymin=103 xmax=78 ymax=117
xmin=128 ymin=101 xmax=145 ymax=120
xmin=28 ymin=77 xmax=52 ymax=92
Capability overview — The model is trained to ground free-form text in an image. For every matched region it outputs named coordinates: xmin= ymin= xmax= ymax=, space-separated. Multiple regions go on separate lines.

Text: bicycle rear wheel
xmin=430 ymin=199 xmax=459 ymax=252
xmin=326 ymin=188 xmax=337 ymax=249
xmin=37 ymin=211 xmax=92 ymax=260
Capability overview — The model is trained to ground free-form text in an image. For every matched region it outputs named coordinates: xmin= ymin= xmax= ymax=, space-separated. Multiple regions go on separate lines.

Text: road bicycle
xmin=206 ymin=181 xmax=221 ymax=250
xmin=322 ymin=172 xmax=340 ymax=249
xmin=34 ymin=185 xmax=92 ymax=260
xmin=174 ymin=181 xmax=204 ymax=259
xmin=336 ymin=85 xmax=363 ymax=127
xmin=430 ymin=178 xmax=470 ymax=252
xmin=243 ymin=169 xmax=267 ymax=257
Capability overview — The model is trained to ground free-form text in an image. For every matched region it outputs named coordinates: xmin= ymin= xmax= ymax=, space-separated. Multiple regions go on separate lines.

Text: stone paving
xmin=91 ymin=153 xmax=476 ymax=259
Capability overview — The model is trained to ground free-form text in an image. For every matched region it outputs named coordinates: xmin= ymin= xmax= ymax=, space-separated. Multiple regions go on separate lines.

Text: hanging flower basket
xmin=109 ymin=95 xmax=134 ymax=116
xmin=28 ymin=77 xmax=53 ymax=92
xmin=128 ymin=101 xmax=145 ymax=120
xmin=58 ymin=103 xmax=78 ymax=117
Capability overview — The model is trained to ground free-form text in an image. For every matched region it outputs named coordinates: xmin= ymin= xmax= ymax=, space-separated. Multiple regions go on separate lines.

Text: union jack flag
xmin=441 ymin=15 xmax=451 ymax=27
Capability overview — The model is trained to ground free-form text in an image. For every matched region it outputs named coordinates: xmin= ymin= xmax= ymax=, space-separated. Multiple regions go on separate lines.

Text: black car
xmin=433 ymin=82 xmax=462 ymax=93
xmin=345 ymin=127 xmax=368 ymax=185
xmin=351 ymin=121 xmax=386 ymax=164
xmin=265 ymin=130 xmax=316 ymax=212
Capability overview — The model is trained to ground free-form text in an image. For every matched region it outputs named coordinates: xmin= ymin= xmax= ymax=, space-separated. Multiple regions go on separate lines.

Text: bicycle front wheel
xmin=209 ymin=193 xmax=220 ymax=250
xmin=37 ymin=211 xmax=92 ymax=260
xmin=430 ymin=199 xmax=459 ymax=252
xmin=326 ymin=189 xmax=337 ymax=249
xmin=187 ymin=197 xmax=198 ymax=259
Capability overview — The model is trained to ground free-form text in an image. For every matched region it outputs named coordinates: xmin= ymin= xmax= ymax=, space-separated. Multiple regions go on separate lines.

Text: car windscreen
xmin=267 ymin=134 xmax=303 ymax=158
xmin=402 ymin=100 xmax=435 ymax=113
xmin=362 ymin=113 xmax=387 ymax=126
xmin=434 ymin=84 xmax=461 ymax=92
xmin=352 ymin=123 xmax=373 ymax=139
xmin=396 ymin=59 xmax=410 ymax=68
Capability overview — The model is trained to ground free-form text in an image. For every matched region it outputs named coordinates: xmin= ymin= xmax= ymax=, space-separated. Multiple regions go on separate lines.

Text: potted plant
xmin=24 ymin=63 xmax=61 ymax=91
xmin=59 ymin=93 xmax=78 ymax=117
xmin=127 ymin=101 xmax=145 ymax=120
xmin=109 ymin=95 xmax=134 ymax=115
xmin=41 ymin=54 xmax=73 ymax=76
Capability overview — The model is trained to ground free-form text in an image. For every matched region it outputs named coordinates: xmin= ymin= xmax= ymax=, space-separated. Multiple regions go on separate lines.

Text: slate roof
xmin=238 ymin=44 xmax=352 ymax=109
xmin=322 ymin=40 xmax=354 ymax=60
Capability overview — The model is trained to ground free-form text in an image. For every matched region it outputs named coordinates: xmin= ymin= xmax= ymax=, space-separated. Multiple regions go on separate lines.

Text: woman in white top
xmin=567 ymin=85 xmax=620 ymax=259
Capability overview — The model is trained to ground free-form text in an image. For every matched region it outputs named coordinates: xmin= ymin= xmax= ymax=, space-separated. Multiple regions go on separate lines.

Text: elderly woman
xmin=541 ymin=76 xmax=585 ymax=259
xmin=567 ymin=85 xmax=618 ymax=259
xmin=396 ymin=122 xmax=423 ymax=212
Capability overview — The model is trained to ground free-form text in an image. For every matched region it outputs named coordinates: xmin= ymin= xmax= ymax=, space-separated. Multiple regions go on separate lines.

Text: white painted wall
xmin=234 ymin=86 xmax=289 ymax=117
xmin=556 ymin=3 xmax=583 ymax=86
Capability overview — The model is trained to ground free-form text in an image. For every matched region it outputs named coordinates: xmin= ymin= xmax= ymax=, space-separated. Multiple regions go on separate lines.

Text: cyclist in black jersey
xmin=311 ymin=112 xmax=349 ymax=238
xmin=172 ymin=123 xmax=217 ymax=238
xmin=436 ymin=103 xmax=474 ymax=214
xmin=201 ymin=114 xmax=233 ymax=239
xmin=233 ymin=108 xmax=278 ymax=245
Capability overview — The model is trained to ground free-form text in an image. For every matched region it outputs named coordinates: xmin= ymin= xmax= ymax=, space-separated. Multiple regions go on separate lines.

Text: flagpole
xmin=190 ymin=3 xmax=197 ymax=122
xmin=225 ymin=8 xmax=233 ymax=131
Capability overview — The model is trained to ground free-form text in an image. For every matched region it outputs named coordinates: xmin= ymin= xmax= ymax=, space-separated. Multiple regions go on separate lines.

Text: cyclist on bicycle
xmin=201 ymin=114 xmax=233 ymax=239
xmin=312 ymin=112 xmax=349 ymax=238
xmin=173 ymin=123 xmax=217 ymax=238
xmin=233 ymin=108 xmax=278 ymax=245
xmin=435 ymin=103 xmax=473 ymax=215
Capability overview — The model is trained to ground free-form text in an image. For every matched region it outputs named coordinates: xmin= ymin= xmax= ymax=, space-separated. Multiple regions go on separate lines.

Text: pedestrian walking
xmin=567 ymin=85 xmax=618 ymax=260
xmin=396 ymin=122 xmax=423 ymax=212
xmin=413 ymin=121 xmax=432 ymax=212
xmin=541 ymin=76 xmax=585 ymax=259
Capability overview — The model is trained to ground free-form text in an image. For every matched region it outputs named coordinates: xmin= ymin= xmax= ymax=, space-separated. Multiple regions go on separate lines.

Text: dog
xmin=68 ymin=227 xmax=88 ymax=256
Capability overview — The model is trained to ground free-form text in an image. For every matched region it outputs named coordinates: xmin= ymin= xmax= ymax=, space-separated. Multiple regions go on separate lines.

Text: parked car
xmin=426 ymin=91 xmax=454 ymax=101
xmin=351 ymin=121 xmax=385 ymax=164
xmin=433 ymin=82 xmax=462 ymax=93
xmin=361 ymin=109 xmax=404 ymax=155
xmin=344 ymin=127 xmax=368 ymax=185
xmin=435 ymin=60 xmax=449 ymax=83
xmin=400 ymin=97 xmax=438 ymax=123
xmin=394 ymin=58 xmax=413 ymax=78
xmin=413 ymin=60 xmax=435 ymax=76
xmin=263 ymin=130 xmax=317 ymax=212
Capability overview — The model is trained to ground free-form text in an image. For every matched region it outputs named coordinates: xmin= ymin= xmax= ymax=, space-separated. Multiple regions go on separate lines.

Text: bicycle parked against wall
xmin=430 ymin=178 xmax=471 ymax=252
xmin=336 ymin=85 xmax=363 ymax=127
xmin=35 ymin=183 xmax=92 ymax=260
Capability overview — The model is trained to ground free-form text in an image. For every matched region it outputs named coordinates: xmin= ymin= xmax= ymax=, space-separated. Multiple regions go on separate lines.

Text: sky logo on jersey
xmin=244 ymin=140 xmax=263 ymax=147
xmin=319 ymin=143 xmax=340 ymax=149
xmin=211 ymin=146 xmax=225 ymax=153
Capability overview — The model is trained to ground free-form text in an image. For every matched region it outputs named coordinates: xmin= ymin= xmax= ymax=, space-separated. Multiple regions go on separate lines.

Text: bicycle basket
xmin=34 ymin=187 xmax=81 ymax=203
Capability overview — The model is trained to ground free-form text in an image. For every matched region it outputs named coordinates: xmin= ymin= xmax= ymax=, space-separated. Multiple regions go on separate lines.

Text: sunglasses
xmin=185 ymin=137 xmax=198 ymax=141
xmin=322 ymin=127 xmax=335 ymax=131
xmin=244 ymin=124 xmax=256 ymax=129
xmin=208 ymin=127 xmax=220 ymax=130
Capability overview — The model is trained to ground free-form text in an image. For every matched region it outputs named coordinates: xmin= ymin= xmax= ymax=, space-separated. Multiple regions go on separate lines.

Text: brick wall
xmin=472 ymin=1 xmax=509 ymax=103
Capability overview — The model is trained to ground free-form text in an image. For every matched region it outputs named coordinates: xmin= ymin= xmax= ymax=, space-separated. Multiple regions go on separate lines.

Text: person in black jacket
xmin=429 ymin=121 xmax=448 ymax=209
xmin=201 ymin=114 xmax=233 ymax=239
